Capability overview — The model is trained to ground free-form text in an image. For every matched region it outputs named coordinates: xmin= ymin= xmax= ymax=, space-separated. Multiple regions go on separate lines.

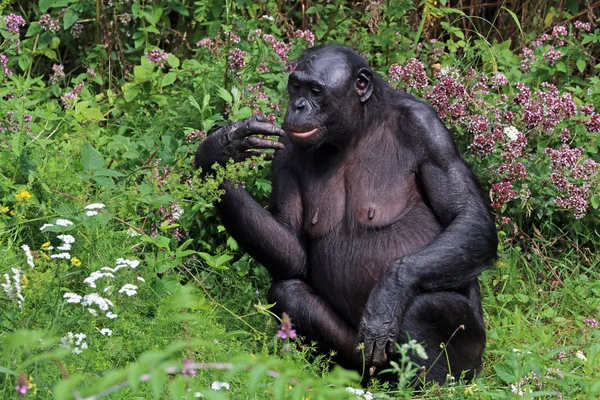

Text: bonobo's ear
xmin=356 ymin=68 xmax=373 ymax=103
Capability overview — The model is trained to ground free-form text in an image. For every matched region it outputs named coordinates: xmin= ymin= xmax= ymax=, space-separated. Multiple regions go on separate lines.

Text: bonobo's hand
xmin=194 ymin=115 xmax=285 ymax=173
xmin=356 ymin=272 xmax=412 ymax=374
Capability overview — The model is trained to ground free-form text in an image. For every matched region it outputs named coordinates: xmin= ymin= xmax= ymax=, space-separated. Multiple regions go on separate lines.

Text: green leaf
xmin=188 ymin=95 xmax=201 ymax=111
xmin=161 ymin=72 xmax=177 ymax=86
xmin=81 ymin=144 xmax=105 ymax=171
xmin=591 ymin=195 xmax=599 ymax=209
xmin=167 ymin=54 xmax=180 ymax=68
xmin=576 ymin=58 xmax=586 ymax=73
xmin=123 ymin=84 xmax=140 ymax=102
xmin=93 ymin=168 xmax=124 ymax=177
xmin=25 ymin=22 xmax=43 ymax=37
xmin=18 ymin=54 xmax=32 ymax=72
xmin=63 ymin=8 xmax=78 ymax=29
xmin=555 ymin=61 xmax=567 ymax=73
xmin=493 ymin=362 xmax=516 ymax=384
xmin=53 ymin=373 xmax=85 ymax=400
xmin=217 ymin=87 xmax=232 ymax=105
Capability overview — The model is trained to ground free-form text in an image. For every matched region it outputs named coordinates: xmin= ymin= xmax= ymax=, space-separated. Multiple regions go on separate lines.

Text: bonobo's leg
xmin=268 ymin=280 xmax=358 ymax=368
xmin=399 ymin=280 xmax=486 ymax=383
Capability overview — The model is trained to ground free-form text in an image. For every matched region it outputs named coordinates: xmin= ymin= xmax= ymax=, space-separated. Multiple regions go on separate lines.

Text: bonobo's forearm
xmin=396 ymin=201 xmax=497 ymax=291
xmin=215 ymin=182 xmax=307 ymax=281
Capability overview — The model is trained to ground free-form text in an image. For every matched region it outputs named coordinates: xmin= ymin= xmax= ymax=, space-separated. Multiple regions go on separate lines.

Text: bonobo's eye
xmin=289 ymin=82 xmax=301 ymax=92
xmin=310 ymin=87 xmax=322 ymax=96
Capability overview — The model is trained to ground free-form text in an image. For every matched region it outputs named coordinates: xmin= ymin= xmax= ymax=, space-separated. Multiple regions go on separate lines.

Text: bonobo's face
xmin=283 ymin=47 xmax=365 ymax=149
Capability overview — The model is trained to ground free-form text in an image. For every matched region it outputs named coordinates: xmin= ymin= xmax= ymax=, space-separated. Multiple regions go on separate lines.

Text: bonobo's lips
xmin=288 ymin=128 xmax=319 ymax=138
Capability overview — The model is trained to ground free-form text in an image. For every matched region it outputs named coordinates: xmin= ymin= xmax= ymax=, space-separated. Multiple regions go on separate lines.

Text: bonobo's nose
xmin=293 ymin=98 xmax=306 ymax=111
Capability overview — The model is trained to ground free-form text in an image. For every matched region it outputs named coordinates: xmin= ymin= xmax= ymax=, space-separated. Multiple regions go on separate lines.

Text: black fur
xmin=195 ymin=44 xmax=498 ymax=383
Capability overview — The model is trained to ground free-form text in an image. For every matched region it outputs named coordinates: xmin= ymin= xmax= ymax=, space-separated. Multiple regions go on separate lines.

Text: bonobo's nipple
xmin=311 ymin=210 xmax=319 ymax=225
xmin=368 ymin=206 xmax=375 ymax=220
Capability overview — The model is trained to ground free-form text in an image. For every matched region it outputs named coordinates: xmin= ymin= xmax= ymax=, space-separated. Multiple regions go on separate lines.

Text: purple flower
xmin=39 ymin=14 xmax=60 ymax=32
xmin=490 ymin=181 xmax=517 ymax=210
xmin=145 ymin=49 xmax=169 ymax=65
xmin=295 ymin=29 xmax=315 ymax=47
xmin=583 ymin=319 xmax=598 ymax=328
xmin=4 ymin=13 xmax=26 ymax=34
xmin=182 ymin=359 xmax=197 ymax=377
xmin=543 ymin=46 xmax=562 ymax=65
xmin=277 ymin=312 xmax=297 ymax=340
xmin=0 ymin=54 xmax=12 ymax=76
xmin=227 ymin=48 xmax=246 ymax=73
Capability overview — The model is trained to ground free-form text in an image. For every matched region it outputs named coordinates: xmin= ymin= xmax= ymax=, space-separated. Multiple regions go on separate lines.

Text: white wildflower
xmin=345 ymin=387 xmax=373 ymax=400
xmin=576 ymin=351 xmax=587 ymax=361
xmin=63 ymin=292 xmax=83 ymax=303
xmin=88 ymin=308 xmax=98 ymax=316
xmin=60 ymin=332 xmax=88 ymax=354
xmin=210 ymin=381 xmax=230 ymax=391
xmin=116 ymin=258 xmax=140 ymax=269
xmin=40 ymin=223 xmax=54 ymax=231
xmin=85 ymin=203 xmax=105 ymax=210
xmin=194 ymin=393 xmax=204 ymax=398
xmin=57 ymin=234 xmax=75 ymax=251
xmin=172 ymin=204 xmax=183 ymax=220
xmin=136 ymin=276 xmax=145 ymax=283
xmin=261 ymin=15 xmax=274 ymax=22
xmin=82 ymin=293 xmax=114 ymax=311
xmin=50 ymin=252 xmax=71 ymax=259
xmin=106 ymin=312 xmax=118 ymax=319
xmin=127 ymin=227 xmax=141 ymax=237
xmin=55 ymin=219 xmax=74 ymax=226
xmin=99 ymin=328 xmax=113 ymax=336
xmin=21 ymin=244 xmax=34 ymax=267
xmin=118 ymin=284 xmax=138 ymax=296
xmin=1 ymin=268 xmax=24 ymax=308
xmin=86 ymin=210 xmax=98 ymax=216
xmin=504 ymin=126 xmax=520 ymax=141
xmin=83 ymin=271 xmax=115 ymax=288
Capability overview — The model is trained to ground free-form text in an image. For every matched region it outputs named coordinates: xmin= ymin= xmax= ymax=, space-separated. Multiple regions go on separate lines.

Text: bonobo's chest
xmin=299 ymin=141 xmax=422 ymax=237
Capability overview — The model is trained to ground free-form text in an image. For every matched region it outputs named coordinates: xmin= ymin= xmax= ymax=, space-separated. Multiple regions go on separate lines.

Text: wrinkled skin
xmin=195 ymin=44 xmax=497 ymax=383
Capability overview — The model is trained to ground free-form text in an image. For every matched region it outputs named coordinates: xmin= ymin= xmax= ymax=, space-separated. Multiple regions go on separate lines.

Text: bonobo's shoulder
xmin=392 ymin=92 xmax=456 ymax=154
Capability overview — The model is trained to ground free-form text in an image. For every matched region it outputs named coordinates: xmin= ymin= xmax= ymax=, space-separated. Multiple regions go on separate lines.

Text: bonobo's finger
xmin=238 ymin=120 xmax=285 ymax=138
xmin=386 ymin=340 xmax=397 ymax=359
xmin=253 ymin=114 xmax=268 ymax=122
xmin=370 ymin=341 xmax=388 ymax=366
xmin=245 ymin=136 xmax=285 ymax=150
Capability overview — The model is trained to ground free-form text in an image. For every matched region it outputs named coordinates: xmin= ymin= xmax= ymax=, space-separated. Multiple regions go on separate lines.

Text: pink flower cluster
xmin=4 ymin=13 xmax=26 ymax=34
xmin=0 ymin=54 xmax=11 ymax=76
xmin=227 ymin=48 xmax=246 ymax=73
xmin=61 ymin=82 xmax=85 ymax=108
xmin=490 ymin=181 xmax=517 ymax=210
xmin=546 ymin=144 xmax=598 ymax=219
xmin=388 ymin=58 xmax=428 ymax=90
xmin=574 ymin=20 xmax=591 ymax=31
xmin=295 ymin=29 xmax=315 ymax=47
xmin=39 ymin=14 xmax=60 ymax=32
xmin=263 ymin=34 xmax=290 ymax=63
xmin=145 ymin=49 xmax=169 ymax=66
xmin=276 ymin=312 xmax=296 ymax=340
xmin=50 ymin=64 xmax=65 ymax=84
xmin=423 ymin=77 xmax=466 ymax=119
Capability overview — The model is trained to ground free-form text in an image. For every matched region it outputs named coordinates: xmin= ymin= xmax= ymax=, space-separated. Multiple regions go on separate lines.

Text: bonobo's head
xmin=282 ymin=44 xmax=376 ymax=149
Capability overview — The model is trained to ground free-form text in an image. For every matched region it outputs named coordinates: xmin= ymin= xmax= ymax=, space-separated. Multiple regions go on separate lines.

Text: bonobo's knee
xmin=267 ymin=279 xmax=312 ymax=309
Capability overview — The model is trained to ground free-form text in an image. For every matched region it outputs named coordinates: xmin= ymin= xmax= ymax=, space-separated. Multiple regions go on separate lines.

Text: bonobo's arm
xmin=195 ymin=116 xmax=307 ymax=280
xmin=356 ymin=103 xmax=498 ymax=368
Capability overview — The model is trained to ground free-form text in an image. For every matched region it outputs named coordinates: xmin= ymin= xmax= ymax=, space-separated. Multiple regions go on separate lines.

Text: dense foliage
xmin=0 ymin=1 xmax=598 ymax=399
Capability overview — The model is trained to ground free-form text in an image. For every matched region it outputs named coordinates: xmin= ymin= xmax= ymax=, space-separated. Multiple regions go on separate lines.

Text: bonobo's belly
xmin=308 ymin=202 xmax=442 ymax=327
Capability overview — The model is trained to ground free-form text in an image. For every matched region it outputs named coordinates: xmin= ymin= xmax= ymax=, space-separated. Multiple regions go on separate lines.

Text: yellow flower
xmin=27 ymin=376 xmax=37 ymax=394
xmin=0 ymin=206 xmax=8 ymax=213
xmin=464 ymin=383 xmax=477 ymax=395
xmin=15 ymin=189 xmax=32 ymax=201
xmin=41 ymin=241 xmax=51 ymax=250
xmin=71 ymin=257 xmax=82 ymax=267
xmin=21 ymin=275 xmax=29 ymax=289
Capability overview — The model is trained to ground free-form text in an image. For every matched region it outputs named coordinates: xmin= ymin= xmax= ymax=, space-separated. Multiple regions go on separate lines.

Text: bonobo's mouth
xmin=288 ymin=128 xmax=319 ymax=138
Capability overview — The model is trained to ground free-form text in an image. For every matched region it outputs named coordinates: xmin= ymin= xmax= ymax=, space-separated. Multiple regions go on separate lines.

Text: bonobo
xmin=195 ymin=44 xmax=497 ymax=383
